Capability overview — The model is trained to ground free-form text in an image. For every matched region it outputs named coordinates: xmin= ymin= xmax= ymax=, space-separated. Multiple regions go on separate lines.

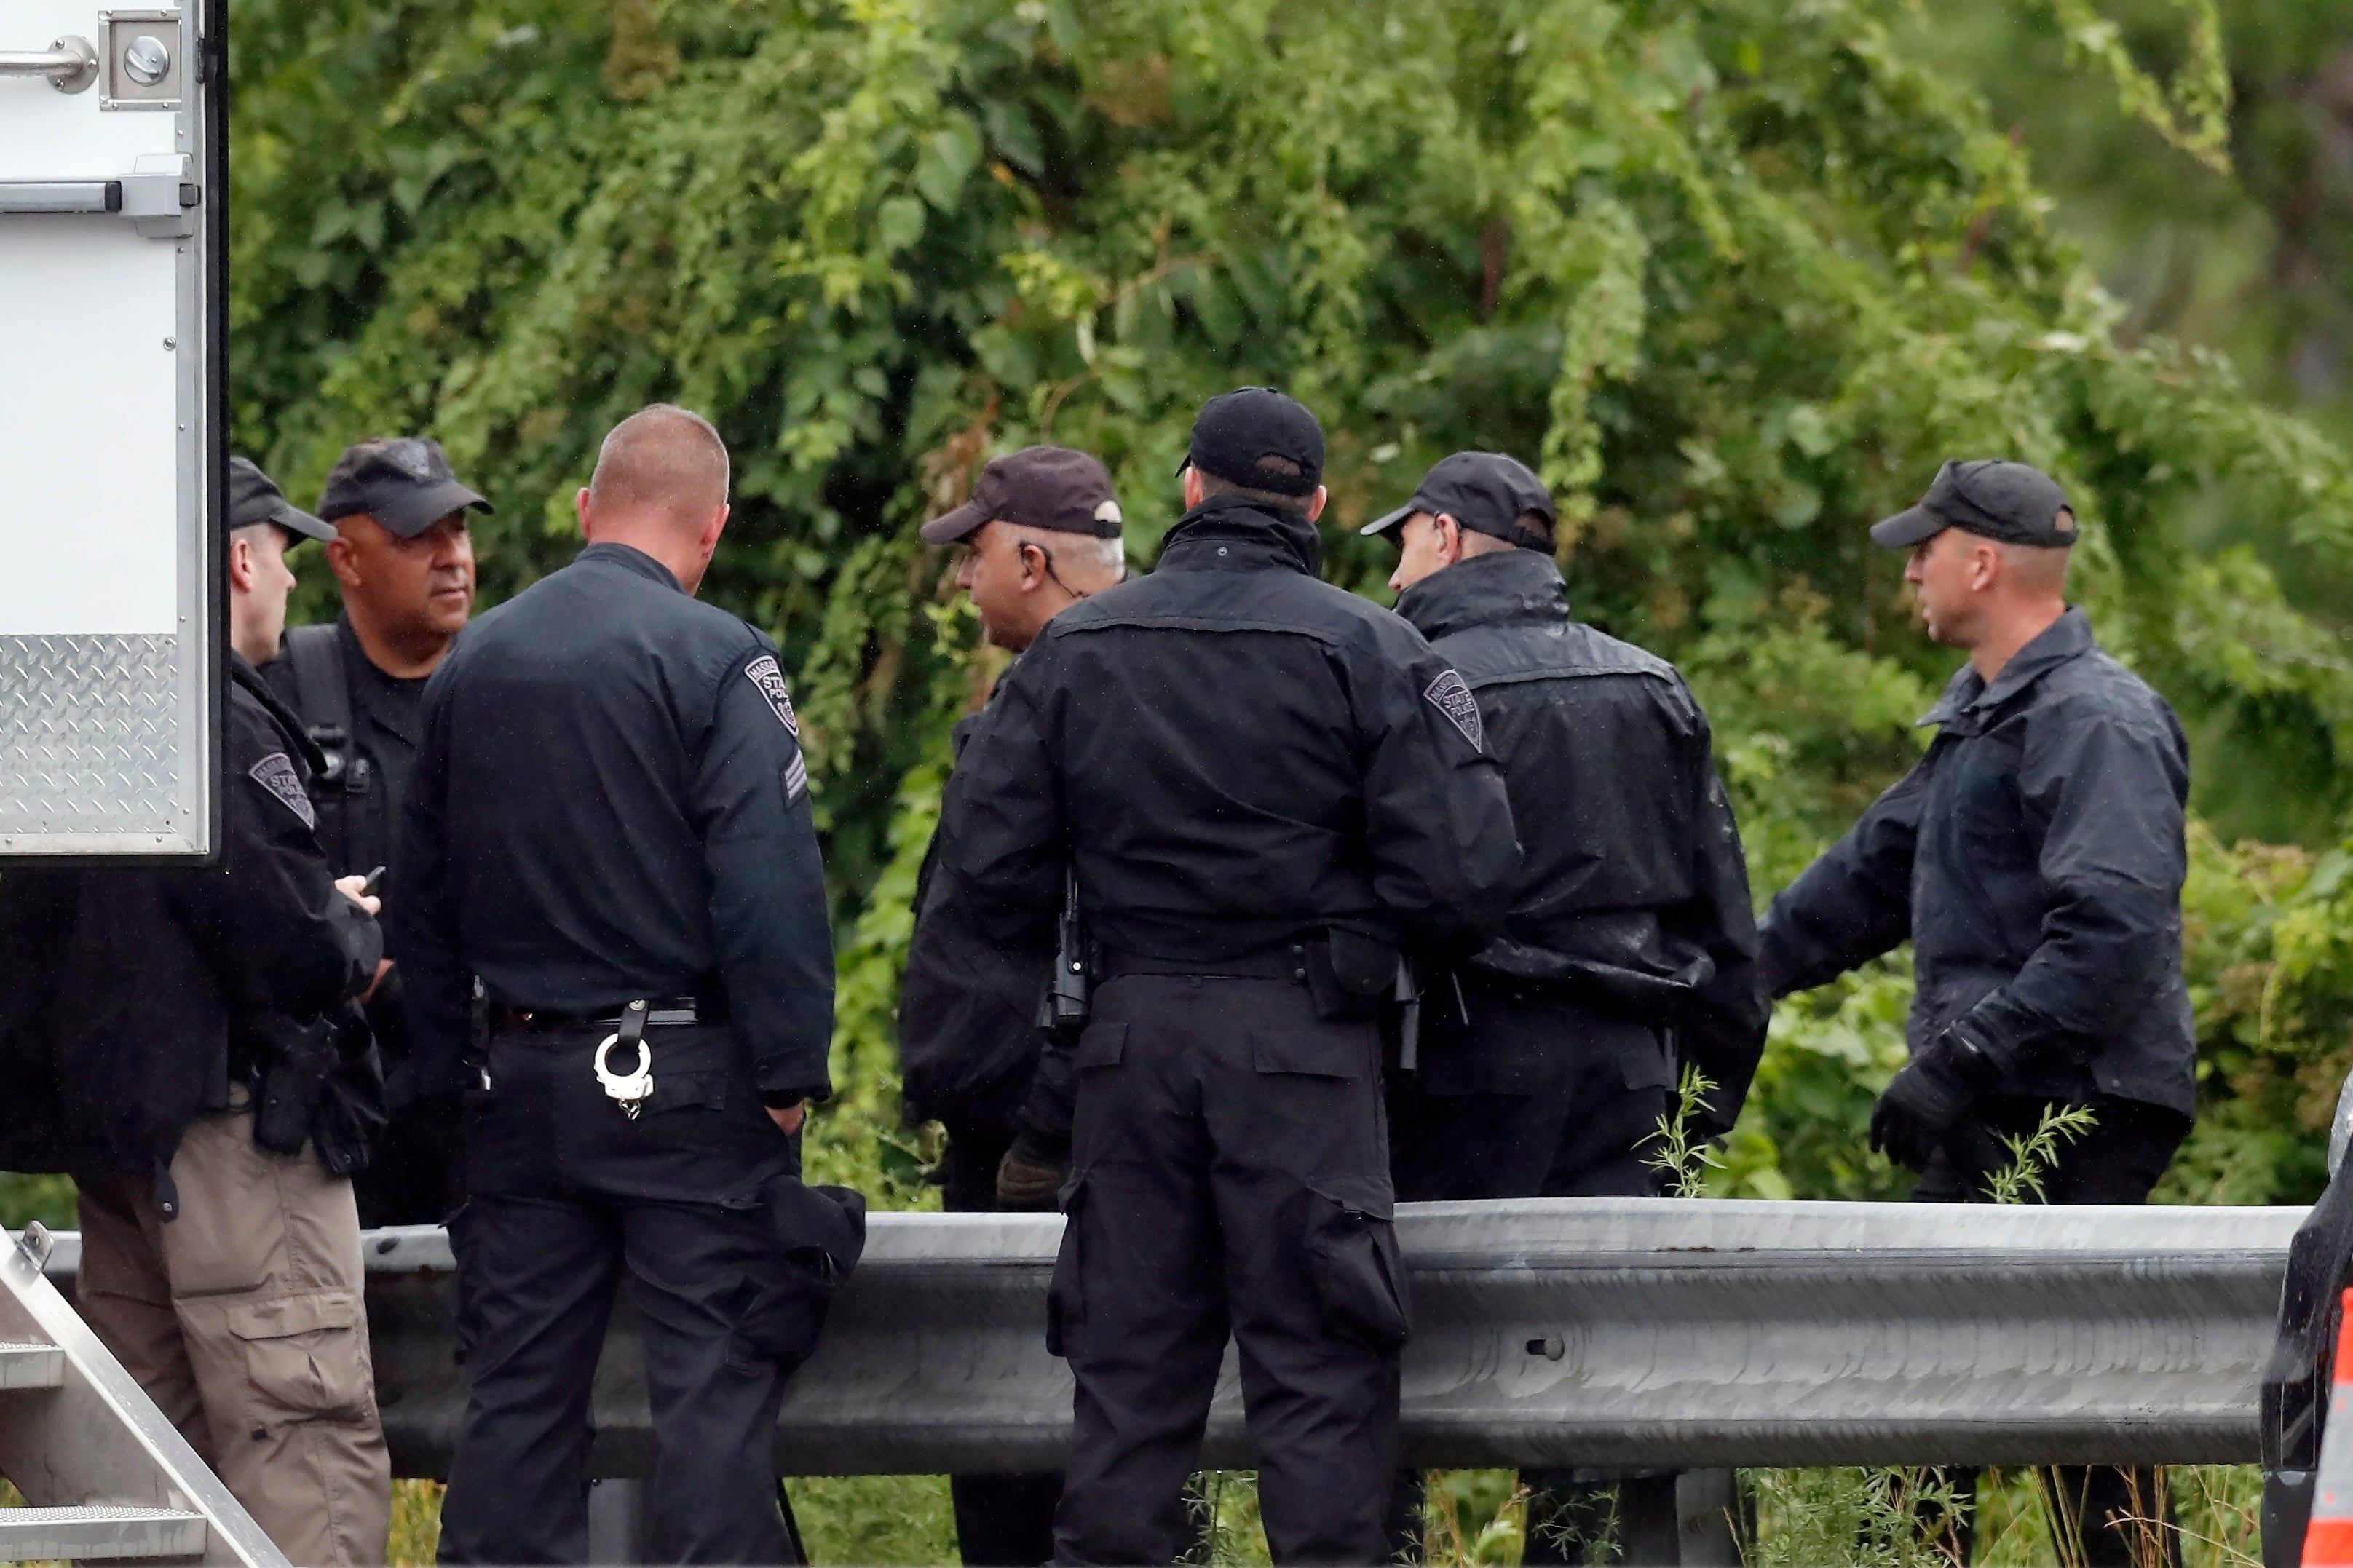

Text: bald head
xmin=577 ymin=404 xmax=734 ymax=595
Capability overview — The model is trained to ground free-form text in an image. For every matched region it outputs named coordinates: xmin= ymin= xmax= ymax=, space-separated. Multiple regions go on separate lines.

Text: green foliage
xmin=1982 ymin=1101 xmax=2100 ymax=1204
xmin=0 ymin=1176 xmax=77 ymax=1232
xmin=1645 ymin=1064 xmax=1726 ymax=1197
xmin=792 ymin=1474 xmax=960 ymax=1566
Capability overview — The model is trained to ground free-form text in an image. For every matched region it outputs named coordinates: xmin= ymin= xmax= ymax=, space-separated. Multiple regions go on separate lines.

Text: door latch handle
xmin=0 ymin=36 xmax=98 ymax=95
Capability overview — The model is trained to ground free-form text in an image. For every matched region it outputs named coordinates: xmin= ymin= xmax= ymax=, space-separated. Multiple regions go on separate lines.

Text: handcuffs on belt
xmin=593 ymin=999 xmax=655 ymax=1120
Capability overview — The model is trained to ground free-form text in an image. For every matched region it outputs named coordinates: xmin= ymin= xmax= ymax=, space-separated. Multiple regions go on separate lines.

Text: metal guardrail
xmin=41 ymin=1198 xmax=2311 ymax=1476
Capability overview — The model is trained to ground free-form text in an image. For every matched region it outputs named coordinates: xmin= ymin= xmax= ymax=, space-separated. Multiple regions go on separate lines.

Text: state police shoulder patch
xmin=743 ymin=654 xmax=799 ymax=734
xmin=1423 ymin=669 xmax=1484 ymax=751
xmin=249 ymin=752 xmax=317 ymax=829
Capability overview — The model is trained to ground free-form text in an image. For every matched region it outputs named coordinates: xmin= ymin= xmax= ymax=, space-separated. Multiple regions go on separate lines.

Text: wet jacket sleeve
xmin=177 ymin=700 xmax=381 ymax=1024
xmin=1950 ymin=703 xmax=2188 ymax=1074
xmin=1756 ymin=759 xmax=1926 ymax=997
xmin=1356 ymin=644 xmax=1519 ymax=957
xmin=691 ymin=641 xmax=837 ymax=1104
xmin=389 ymin=676 xmax=469 ymax=1103
xmin=1676 ymin=713 xmax=1769 ymax=1133
xmin=934 ymin=654 xmax=1067 ymax=949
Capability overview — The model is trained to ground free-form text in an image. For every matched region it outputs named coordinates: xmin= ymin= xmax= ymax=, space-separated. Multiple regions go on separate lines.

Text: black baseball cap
xmin=921 ymin=446 xmax=1124 ymax=545
xmin=227 ymin=456 xmax=335 ymax=545
xmin=1177 ymin=387 xmax=1324 ymax=496
xmin=1364 ymin=451 xmax=1556 ymax=549
xmin=1870 ymin=459 xmax=2078 ymax=550
xmin=317 ymin=437 xmax=493 ymax=539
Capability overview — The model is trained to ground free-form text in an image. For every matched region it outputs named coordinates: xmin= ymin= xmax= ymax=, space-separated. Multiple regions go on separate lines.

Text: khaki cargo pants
xmin=76 ymin=1108 xmax=391 ymax=1567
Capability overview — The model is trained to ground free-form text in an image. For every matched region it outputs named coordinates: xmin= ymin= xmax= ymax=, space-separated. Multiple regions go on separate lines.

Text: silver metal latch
xmin=0 ymin=156 xmax=196 ymax=236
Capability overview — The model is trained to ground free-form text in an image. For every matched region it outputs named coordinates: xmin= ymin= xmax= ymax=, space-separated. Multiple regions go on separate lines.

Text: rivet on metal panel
xmin=162 ymin=336 xmax=175 ymax=349
xmin=1526 ymin=1334 xmax=1566 ymax=1361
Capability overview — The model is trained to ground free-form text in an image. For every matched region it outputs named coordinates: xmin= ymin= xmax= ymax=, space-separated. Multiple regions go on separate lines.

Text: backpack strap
xmin=280 ymin=622 xmax=360 ymax=868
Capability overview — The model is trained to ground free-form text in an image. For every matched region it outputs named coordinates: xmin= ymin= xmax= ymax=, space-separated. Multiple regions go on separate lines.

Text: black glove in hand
xmin=994 ymin=1135 xmax=1069 ymax=1211
xmin=1868 ymin=1027 xmax=2000 ymax=1172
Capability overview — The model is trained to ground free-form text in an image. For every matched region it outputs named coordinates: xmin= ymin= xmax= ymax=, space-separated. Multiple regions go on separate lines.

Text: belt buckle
xmin=593 ymin=1000 xmax=655 ymax=1121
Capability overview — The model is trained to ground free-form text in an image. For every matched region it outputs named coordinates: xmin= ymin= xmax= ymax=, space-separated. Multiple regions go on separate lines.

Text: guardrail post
xmin=2302 ymin=1289 xmax=2353 ymax=1564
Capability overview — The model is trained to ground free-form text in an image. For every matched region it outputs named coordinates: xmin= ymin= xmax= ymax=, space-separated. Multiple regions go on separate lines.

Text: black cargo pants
xmin=938 ymin=1120 xmax=1065 ymax=1567
xmin=1051 ymin=967 xmax=1409 ymax=1566
xmin=1910 ymin=1093 xmax=2192 ymax=1568
xmin=1385 ymin=983 xmax=1687 ymax=1564
xmin=438 ymin=1019 xmax=832 ymax=1566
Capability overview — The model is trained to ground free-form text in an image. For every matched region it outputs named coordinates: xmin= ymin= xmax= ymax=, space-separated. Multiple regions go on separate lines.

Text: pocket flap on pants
xmin=1074 ymin=1023 xmax=1128 ymax=1071
xmin=225 ymin=1291 xmax=357 ymax=1341
xmin=1251 ymin=1029 xmax=1359 ymax=1080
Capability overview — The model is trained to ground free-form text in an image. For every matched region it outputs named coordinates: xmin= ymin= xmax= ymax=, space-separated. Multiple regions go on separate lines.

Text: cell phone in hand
xmin=362 ymin=865 xmax=386 ymax=897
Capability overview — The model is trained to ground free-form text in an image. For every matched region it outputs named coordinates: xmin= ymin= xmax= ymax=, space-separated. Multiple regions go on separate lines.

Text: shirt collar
xmin=1392 ymin=548 xmax=1569 ymax=641
xmin=1917 ymin=606 xmax=2095 ymax=727
xmin=579 ymin=540 xmax=684 ymax=593
xmin=1155 ymin=495 xmax=1323 ymax=577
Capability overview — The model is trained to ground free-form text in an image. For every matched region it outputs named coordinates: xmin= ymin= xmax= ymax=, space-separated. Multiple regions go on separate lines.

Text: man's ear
xmin=1016 ymin=539 xmax=1050 ymax=593
xmin=324 ymin=534 xmax=362 ymax=590
xmin=1970 ymin=538 xmax=2001 ymax=592
xmin=1305 ymin=484 xmax=1329 ymax=524
xmin=226 ymin=534 xmax=255 ymax=595
xmin=1182 ymin=466 xmax=1206 ymax=511
xmin=699 ymin=502 xmax=731 ymax=560
xmin=575 ymin=486 xmax=595 ymax=539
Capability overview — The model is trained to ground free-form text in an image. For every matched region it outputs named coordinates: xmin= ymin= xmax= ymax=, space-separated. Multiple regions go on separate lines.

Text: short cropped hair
xmin=588 ymin=404 xmax=731 ymax=520
xmin=1196 ymin=456 xmax=1313 ymax=515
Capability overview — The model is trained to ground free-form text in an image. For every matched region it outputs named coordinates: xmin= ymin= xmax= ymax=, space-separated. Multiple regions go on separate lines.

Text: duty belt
xmin=1097 ymin=946 xmax=1312 ymax=983
xmin=490 ymin=997 xmax=709 ymax=1031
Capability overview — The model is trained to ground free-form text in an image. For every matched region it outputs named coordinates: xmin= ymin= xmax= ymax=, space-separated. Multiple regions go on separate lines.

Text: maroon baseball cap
xmin=921 ymin=446 xmax=1124 ymax=545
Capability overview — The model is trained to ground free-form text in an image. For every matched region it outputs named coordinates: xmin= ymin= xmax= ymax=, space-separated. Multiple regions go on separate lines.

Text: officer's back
xmin=416 ymin=544 xmax=779 ymax=999
xmin=950 ymin=429 xmax=1514 ymax=966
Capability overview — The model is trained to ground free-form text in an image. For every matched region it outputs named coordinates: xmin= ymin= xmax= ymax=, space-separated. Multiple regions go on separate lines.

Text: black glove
xmin=1868 ymin=1025 xmax=2001 ymax=1171
xmin=995 ymin=1132 xmax=1069 ymax=1211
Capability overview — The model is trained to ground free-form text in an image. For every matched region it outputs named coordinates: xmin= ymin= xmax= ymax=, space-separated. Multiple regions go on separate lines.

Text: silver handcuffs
xmin=593 ymin=999 xmax=655 ymax=1120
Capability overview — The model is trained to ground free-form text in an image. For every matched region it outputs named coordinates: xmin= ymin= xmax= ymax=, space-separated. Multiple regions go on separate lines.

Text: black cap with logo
xmin=1178 ymin=387 xmax=1324 ymax=496
xmin=317 ymin=437 xmax=494 ymax=539
xmin=1364 ymin=451 xmax=1556 ymax=549
xmin=1870 ymin=459 xmax=2078 ymax=550
xmin=921 ymin=446 xmax=1125 ymax=545
xmin=228 ymin=456 xmax=336 ymax=545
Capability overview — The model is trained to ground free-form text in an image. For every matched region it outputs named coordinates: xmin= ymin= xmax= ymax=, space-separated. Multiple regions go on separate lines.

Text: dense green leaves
xmin=230 ymin=0 xmax=2353 ymax=1203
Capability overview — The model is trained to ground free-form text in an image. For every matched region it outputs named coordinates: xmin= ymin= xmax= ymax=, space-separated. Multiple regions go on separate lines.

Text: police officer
xmin=1367 ymin=451 xmax=1768 ymax=1562
xmin=0 ymin=456 xmax=390 ymax=1566
xmin=1757 ymin=459 xmax=2196 ymax=1565
xmin=939 ymin=389 xmax=1518 ymax=1565
xmin=897 ymin=445 xmax=1127 ymax=1567
xmin=392 ymin=405 xmax=857 ymax=1564
xmin=264 ymin=435 xmax=491 ymax=1227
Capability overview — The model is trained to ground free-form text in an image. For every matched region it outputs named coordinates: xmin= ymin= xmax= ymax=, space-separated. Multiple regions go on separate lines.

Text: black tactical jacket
xmin=896 ymin=705 xmax=1065 ymax=1131
xmin=1392 ymin=550 xmax=1768 ymax=1120
xmin=1757 ymin=608 xmax=2196 ymax=1114
xmin=0 ymin=656 xmax=383 ymax=1176
xmin=261 ymin=614 xmax=433 ymax=1125
xmin=392 ymin=542 xmax=835 ymax=1105
xmin=937 ymin=495 xmax=1518 ymax=965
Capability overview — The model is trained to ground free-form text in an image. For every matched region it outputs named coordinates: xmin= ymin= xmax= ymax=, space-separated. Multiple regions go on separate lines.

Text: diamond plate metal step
xmin=0 ymin=1345 xmax=62 ymax=1391
xmin=0 ymin=1505 xmax=204 ymax=1560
